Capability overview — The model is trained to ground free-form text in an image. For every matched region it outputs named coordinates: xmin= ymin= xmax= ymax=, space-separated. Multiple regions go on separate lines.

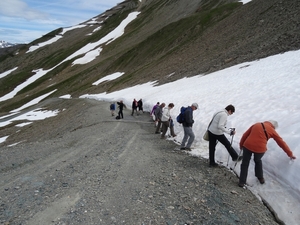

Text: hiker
xmin=117 ymin=100 xmax=126 ymax=119
xmin=151 ymin=102 xmax=160 ymax=126
xmin=138 ymin=99 xmax=143 ymax=113
xmin=161 ymin=103 xmax=176 ymax=139
xmin=207 ymin=104 xmax=242 ymax=167
xmin=131 ymin=99 xmax=138 ymax=116
xmin=180 ymin=103 xmax=198 ymax=151
xmin=110 ymin=102 xmax=116 ymax=116
xmin=154 ymin=103 xmax=165 ymax=134
xmin=238 ymin=120 xmax=296 ymax=187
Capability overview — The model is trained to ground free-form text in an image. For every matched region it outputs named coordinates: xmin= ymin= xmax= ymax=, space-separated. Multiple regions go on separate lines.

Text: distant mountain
xmin=0 ymin=40 xmax=17 ymax=48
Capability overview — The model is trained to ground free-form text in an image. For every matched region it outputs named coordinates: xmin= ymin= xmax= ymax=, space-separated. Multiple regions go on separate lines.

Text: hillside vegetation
xmin=0 ymin=0 xmax=299 ymax=113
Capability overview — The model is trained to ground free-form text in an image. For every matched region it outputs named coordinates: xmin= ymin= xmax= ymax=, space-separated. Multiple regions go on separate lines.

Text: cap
xmin=268 ymin=120 xmax=278 ymax=129
xmin=192 ymin=103 xmax=198 ymax=109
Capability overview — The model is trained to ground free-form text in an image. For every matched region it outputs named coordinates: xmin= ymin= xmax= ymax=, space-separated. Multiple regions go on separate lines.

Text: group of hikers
xmin=110 ymin=99 xmax=143 ymax=118
xmin=111 ymin=100 xmax=296 ymax=187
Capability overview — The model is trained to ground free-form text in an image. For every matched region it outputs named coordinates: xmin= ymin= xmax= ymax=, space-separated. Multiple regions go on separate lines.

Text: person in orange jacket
xmin=238 ymin=120 xmax=296 ymax=187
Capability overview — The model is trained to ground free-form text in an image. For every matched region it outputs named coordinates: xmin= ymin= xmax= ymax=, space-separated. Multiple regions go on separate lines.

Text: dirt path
xmin=0 ymin=98 xmax=278 ymax=224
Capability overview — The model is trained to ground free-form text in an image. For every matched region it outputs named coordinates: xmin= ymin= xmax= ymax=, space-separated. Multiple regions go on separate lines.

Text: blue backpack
xmin=176 ymin=106 xmax=188 ymax=124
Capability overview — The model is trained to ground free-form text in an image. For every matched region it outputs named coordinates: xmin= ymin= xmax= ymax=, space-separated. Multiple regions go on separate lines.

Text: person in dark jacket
xmin=180 ymin=103 xmax=198 ymax=151
xmin=154 ymin=103 xmax=165 ymax=134
xmin=117 ymin=100 xmax=126 ymax=119
xmin=238 ymin=120 xmax=296 ymax=187
xmin=131 ymin=99 xmax=138 ymax=116
xmin=138 ymin=99 xmax=143 ymax=113
xmin=110 ymin=102 xmax=116 ymax=116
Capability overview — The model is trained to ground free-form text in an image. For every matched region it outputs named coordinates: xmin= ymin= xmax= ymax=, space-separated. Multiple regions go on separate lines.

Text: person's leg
xmin=239 ymin=147 xmax=253 ymax=185
xmin=161 ymin=121 xmax=168 ymax=138
xmin=185 ymin=127 xmax=195 ymax=148
xmin=170 ymin=122 xmax=176 ymax=137
xmin=208 ymin=131 xmax=218 ymax=165
xmin=155 ymin=120 xmax=162 ymax=133
xmin=181 ymin=126 xmax=189 ymax=148
xmin=120 ymin=110 xmax=123 ymax=119
xmin=254 ymin=152 xmax=265 ymax=181
xmin=217 ymin=134 xmax=239 ymax=160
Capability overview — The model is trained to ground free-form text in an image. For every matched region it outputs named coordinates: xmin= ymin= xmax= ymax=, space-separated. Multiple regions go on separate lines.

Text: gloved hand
xmin=230 ymin=128 xmax=236 ymax=136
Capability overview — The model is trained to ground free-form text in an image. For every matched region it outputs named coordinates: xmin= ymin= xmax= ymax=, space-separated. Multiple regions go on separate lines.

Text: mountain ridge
xmin=0 ymin=0 xmax=299 ymax=113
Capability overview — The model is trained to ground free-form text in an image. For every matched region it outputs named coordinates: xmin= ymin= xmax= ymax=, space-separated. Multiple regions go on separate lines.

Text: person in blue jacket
xmin=180 ymin=103 xmax=198 ymax=151
xmin=110 ymin=102 xmax=116 ymax=116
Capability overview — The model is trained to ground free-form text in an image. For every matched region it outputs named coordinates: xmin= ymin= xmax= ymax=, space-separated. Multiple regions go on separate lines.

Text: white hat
xmin=268 ymin=120 xmax=278 ymax=129
xmin=192 ymin=103 xmax=198 ymax=109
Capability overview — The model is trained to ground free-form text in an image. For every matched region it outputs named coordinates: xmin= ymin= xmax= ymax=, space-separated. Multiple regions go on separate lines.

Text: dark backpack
xmin=176 ymin=106 xmax=188 ymax=124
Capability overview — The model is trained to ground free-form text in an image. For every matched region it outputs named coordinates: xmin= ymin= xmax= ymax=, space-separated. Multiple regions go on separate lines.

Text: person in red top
xmin=238 ymin=120 xmax=296 ymax=187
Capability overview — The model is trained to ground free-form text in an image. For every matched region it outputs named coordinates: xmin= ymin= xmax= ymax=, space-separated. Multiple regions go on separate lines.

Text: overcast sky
xmin=0 ymin=0 xmax=121 ymax=44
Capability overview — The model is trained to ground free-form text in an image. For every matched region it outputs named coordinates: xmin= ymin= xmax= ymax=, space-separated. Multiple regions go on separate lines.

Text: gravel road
xmin=0 ymin=98 xmax=279 ymax=225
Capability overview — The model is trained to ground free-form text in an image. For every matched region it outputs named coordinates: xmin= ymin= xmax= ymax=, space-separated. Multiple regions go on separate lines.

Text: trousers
xmin=208 ymin=130 xmax=238 ymax=165
xmin=239 ymin=147 xmax=265 ymax=184
xmin=181 ymin=126 xmax=195 ymax=148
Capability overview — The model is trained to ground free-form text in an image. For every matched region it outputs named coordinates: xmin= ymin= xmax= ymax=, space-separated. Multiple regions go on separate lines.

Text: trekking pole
xmin=226 ymin=128 xmax=235 ymax=166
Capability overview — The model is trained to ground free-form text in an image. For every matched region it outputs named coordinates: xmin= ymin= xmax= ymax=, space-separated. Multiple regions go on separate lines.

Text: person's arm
xmin=272 ymin=130 xmax=296 ymax=159
xmin=239 ymin=126 xmax=252 ymax=150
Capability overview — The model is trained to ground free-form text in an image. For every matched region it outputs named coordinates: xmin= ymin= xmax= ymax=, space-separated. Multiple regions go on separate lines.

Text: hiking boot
xmin=155 ymin=131 xmax=160 ymax=134
xmin=180 ymin=147 xmax=186 ymax=150
xmin=238 ymin=183 xmax=246 ymax=188
xmin=209 ymin=163 xmax=219 ymax=167
xmin=258 ymin=178 xmax=265 ymax=184
xmin=185 ymin=147 xmax=192 ymax=151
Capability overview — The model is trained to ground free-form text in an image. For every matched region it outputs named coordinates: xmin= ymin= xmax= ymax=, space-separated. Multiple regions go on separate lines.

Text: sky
xmin=1 ymin=0 xmax=300 ymax=224
xmin=0 ymin=0 xmax=121 ymax=44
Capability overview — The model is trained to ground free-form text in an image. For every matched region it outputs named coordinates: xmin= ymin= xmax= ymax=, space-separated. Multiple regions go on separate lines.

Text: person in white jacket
xmin=207 ymin=104 xmax=242 ymax=167
xmin=161 ymin=103 xmax=176 ymax=139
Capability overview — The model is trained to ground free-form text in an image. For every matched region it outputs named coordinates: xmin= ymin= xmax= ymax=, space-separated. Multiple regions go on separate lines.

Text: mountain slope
xmin=0 ymin=0 xmax=299 ymax=113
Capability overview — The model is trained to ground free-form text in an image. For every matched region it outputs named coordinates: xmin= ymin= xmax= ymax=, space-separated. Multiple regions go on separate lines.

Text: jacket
xmin=239 ymin=121 xmax=293 ymax=157
xmin=162 ymin=107 xmax=171 ymax=122
xmin=182 ymin=106 xmax=194 ymax=127
xmin=208 ymin=109 xmax=231 ymax=135
xmin=154 ymin=106 xmax=163 ymax=120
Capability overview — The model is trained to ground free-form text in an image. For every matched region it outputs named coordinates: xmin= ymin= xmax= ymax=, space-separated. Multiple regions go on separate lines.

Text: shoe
xmin=185 ymin=147 xmax=192 ymax=151
xmin=180 ymin=147 xmax=186 ymax=150
xmin=155 ymin=132 xmax=160 ymax=134
xmin=209 ymin=163 xmax=219 ymax=167
xmin=172 ymin=134 xmax=177 ymax=137
xmin=258 ymin=178 xmax=265 ymax=184
xmin=238 ymin=183 xmax=246 ymax=188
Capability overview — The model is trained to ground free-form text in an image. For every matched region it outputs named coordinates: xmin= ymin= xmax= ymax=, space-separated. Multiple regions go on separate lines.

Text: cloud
xmin=0 ymin=0 xmax=122 ymax=43
xmin=0 ymin=0 xmax=48 ymax=20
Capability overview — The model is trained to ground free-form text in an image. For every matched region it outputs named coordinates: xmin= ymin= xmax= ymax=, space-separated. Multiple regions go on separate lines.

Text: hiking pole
xmin=226 ymin=128 xmax=235 ymax=167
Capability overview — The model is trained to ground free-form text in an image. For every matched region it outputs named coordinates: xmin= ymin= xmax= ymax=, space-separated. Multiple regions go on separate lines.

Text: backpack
xmin=176 ymin=106 xmax=188 ymax=124
xmin=110 ymin=103 xmax=115 ymax=110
